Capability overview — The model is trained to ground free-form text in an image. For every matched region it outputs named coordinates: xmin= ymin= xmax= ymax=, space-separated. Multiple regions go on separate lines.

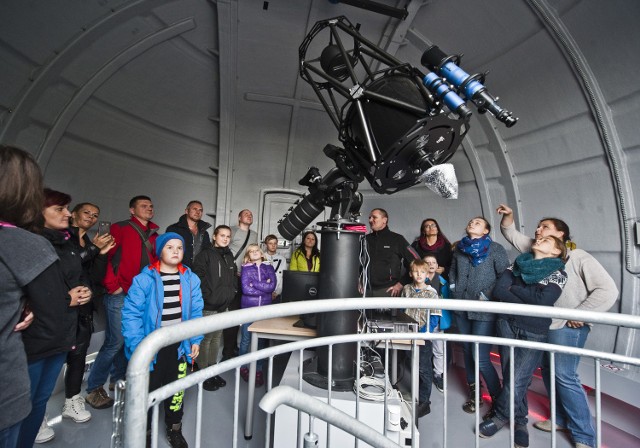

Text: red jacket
xmin=103 ymin=216 xmax=159 ymax=294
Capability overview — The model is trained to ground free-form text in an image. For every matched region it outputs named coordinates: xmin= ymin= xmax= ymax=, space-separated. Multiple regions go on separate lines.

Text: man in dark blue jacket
xmin=166 ymin=201 xmax=212 ymax=268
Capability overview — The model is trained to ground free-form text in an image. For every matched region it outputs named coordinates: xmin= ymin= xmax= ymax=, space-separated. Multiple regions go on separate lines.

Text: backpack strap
xmin=111 ymin=220 xmax=156 ymax=274
xmin=234 ymin=230 xmax=251 ymax=261
xmin=127 ymin=221 xmax=158 ymax=270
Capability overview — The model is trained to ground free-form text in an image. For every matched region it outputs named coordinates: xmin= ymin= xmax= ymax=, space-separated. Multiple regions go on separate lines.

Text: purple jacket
xmin=240 ymin=262 xmax=276 ymax=308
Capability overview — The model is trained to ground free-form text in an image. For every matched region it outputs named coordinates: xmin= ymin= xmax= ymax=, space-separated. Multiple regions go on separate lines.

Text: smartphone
xmin=97 ymin=221 xmax=111 ymax=236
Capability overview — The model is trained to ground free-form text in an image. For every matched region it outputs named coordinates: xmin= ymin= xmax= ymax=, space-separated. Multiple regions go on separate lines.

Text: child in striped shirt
xmin=122 ymin=232 xmax=204 ymax=448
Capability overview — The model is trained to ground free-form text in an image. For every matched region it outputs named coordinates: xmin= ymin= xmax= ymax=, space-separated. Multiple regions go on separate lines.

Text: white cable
xmin=353 ymin=375 xmax=392 ymax=402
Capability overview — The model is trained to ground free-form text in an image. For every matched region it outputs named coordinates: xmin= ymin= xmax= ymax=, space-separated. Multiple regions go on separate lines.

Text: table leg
xmin=244 ymin=331 xmax=259 ymax=440
xmin=391 ymin=349 xmax=398 ymax=384
xmin=412 ymin=342 xmax=419 ymax=404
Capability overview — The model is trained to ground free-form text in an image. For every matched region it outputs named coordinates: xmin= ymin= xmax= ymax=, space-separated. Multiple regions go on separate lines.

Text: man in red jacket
xmin=85 ymin=195 xmax=159 ymax=409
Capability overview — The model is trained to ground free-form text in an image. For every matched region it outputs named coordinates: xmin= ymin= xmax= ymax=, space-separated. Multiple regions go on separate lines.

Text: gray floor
xmin=41 ymin=352 xmax=640 ymax=448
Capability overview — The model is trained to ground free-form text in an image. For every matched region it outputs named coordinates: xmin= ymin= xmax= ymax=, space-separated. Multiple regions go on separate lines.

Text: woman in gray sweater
xmin=497 ymin=204 xmax=618 ymax=448
xmin=449 ymin=217 xmax=510 ymax=414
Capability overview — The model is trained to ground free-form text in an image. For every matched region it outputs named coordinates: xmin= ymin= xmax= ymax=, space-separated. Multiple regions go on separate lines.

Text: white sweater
xmin=501 ymin=222 xmax=618 ymax=329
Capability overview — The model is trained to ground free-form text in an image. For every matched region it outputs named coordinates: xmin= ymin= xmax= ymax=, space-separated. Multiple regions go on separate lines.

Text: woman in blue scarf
xmin=478 ymin=235 xmax=567 ymax=447
xmin=450 ymin=217 xmax=510 ymax=414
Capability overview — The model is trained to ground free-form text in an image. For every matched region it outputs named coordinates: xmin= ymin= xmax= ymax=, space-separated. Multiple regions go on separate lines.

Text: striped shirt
xmin=160 ymin=271 xmax=182 ymax=327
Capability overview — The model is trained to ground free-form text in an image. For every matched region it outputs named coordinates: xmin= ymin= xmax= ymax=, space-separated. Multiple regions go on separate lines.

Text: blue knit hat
xmin=155 ymin=232 xmax=185 ymax=258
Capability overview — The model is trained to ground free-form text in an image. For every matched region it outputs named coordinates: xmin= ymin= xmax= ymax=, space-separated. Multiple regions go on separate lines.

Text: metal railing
xmin=117 ymin=298 xmax=640 ymax=448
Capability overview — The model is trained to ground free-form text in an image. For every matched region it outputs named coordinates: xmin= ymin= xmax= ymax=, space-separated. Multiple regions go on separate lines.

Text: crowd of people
xmin=363 ymin=207 xmax=617 ymax=448
xmin=0 ymin=144 xmax=619 ymax=448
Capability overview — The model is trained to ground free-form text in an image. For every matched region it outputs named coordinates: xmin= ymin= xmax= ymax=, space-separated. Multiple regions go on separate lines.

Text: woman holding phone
xmin=55 ymin=204 xmax=114 ymax=423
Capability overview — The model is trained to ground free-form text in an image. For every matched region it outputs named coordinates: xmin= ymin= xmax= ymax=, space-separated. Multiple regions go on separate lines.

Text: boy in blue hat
xmin=122 ymin=232 xmax=204 ymax=448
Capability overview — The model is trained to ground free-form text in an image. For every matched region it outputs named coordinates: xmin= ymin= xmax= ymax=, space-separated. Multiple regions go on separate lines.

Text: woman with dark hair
xmin=411 ymin=218 xmax=453 ymax=279
xmin=17 ymin=189 xmax=92 ymax=447
xmin=449 ymin=216 xmax=510 ymax=415
xmin=289 ymin=231 xmax=320 ymax=272
xmin=0 ymin=146 xmax=58 ymax=448
xmin=497 ymin=204 xmax=618 ymax=448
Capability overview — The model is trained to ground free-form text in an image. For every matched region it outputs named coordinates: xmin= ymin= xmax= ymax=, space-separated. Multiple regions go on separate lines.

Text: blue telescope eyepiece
xmin=422 ymin=45 xmax=518 ymax=128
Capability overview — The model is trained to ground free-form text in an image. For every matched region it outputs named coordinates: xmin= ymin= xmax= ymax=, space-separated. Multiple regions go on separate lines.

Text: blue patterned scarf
xmin=512 ymin=252 xmax=565 ymax=284
xmin=457 ymin=235 xmax=492 ymax=266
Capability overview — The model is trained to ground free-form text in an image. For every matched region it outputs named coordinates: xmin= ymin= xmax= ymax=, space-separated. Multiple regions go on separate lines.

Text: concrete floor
xmin=39 ymin=347 xmax=640 ymax=448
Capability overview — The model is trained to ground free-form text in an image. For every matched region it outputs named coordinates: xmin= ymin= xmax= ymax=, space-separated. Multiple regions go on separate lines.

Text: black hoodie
xmin=193 ymin=245 xmax=238 ymax=312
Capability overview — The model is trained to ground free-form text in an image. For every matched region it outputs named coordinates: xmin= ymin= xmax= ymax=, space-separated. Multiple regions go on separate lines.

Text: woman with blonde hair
xmin=496 ymin=204 xmax=618 ymax=448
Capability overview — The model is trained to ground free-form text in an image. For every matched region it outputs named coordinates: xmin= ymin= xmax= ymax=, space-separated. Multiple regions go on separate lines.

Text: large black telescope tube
xmin=303 ymin=221 xmax=362 ymax=391
xmin=277 ymin=193 xmax=325 ymax=241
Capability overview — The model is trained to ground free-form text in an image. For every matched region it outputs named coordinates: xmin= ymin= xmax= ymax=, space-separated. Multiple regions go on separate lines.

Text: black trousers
xmin=222 ymin=292 xmax=241 ymax=358
xmin=148 ymin=343 xmax=187 ymax=429
xmin=65 ymin=313 xmax=93 ymax=398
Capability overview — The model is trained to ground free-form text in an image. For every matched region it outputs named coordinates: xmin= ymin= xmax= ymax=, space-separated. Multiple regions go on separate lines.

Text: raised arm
xmin=497 ymin=204 xmax=534 ymax=253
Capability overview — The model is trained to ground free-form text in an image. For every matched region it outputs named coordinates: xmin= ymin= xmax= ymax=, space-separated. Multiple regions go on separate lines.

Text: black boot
xmin=462 ymin=382 xmax=484 ymax=413
xmin=166 ymin=423 xmax=188 ymax=448
xmin=417 ymin=401 xmax=431 ymax=418
xmin=482 ymin=395 xmax=498 ymax=421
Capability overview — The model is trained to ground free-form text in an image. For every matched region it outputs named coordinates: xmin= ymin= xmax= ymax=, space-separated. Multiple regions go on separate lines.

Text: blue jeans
xmin=0 ymin=421 xmax=20 ymax=448
xmin=455 ymin=313 xmax=501 ymax=397
xmin=542 ymin=325 xmax=594 ymax=447
xmin=494 ymin=318 xmax=547 ymax=425
xmin=17 ymin=352 xmax=67 ymax=448
xmin=87 ymin=293 xmax=127 ymax=392
xmin=239 ymin=322 xmax=265 ymax=371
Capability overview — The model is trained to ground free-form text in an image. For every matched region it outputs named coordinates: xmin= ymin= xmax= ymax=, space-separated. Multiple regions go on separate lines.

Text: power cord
xmin=354 ymin=375 xmax=391 ymax=401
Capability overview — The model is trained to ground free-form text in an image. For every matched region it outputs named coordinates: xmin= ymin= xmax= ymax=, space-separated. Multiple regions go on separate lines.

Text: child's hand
xmin=191 ymin=344 xmax=200 ymax=359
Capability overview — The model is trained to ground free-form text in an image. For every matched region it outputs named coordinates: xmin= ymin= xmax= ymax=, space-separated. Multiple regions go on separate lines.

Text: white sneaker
xmin=62 ymin=394 xmax=92 ymax=423
xmin=34 ymin=415 xmax=55 ymax=444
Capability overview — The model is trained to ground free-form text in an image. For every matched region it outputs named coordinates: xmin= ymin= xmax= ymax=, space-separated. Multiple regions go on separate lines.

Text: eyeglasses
xmin=424 ymin=224 xmax=437 ymax=229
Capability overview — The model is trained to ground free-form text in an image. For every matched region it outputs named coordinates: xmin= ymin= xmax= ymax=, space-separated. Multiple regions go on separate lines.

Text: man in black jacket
xmin=192 ymin=225 xmax=237 ymax=391
xmin=166 ymin=200 xmax=212 ymax=268
xmin=363 ymin=208 xmax=419 ymax=297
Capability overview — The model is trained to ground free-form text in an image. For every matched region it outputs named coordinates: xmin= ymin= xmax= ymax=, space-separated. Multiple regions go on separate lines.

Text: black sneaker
xmin=202 ymin=378 xmax=219 ymax=391
xmin=514 ymin=424 xmax=529 ymax=448
xmin=212 ymin=375 xmax=226 ymax=388
xmin=166 ymin=423 xmax=188 ymax=448
xmin=433 ymin=375 xmax=444 ymax=393
xmin=462 ymin=383 xmax=483 ymax=413
xmin=417 ymin=401 xmax=431 ymax=418
xmin=483 ymin=403 xmax=497 ymax=421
